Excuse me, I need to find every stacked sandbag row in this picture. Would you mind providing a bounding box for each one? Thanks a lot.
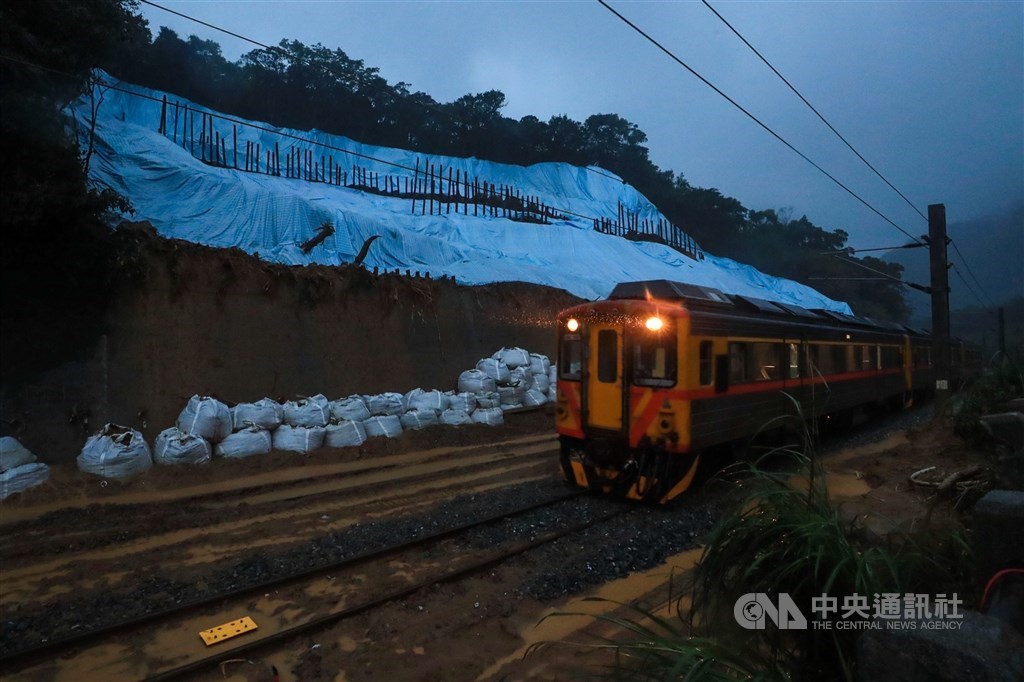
[462,347,557,412]
[0,437,50,501]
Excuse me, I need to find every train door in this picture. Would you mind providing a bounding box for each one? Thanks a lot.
[585,324,624,431]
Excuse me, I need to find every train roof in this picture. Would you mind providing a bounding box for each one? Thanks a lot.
[606,279,907,333]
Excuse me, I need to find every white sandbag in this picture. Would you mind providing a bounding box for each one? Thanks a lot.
[0,437,36,472]
[177,395,232,443]
[78,424,152,478]
[217,426,272,458]
[549,364,558,384]
[475,392,501,409]
[231,398,283,431]
[495,347,531,369]
[330,395,371,422]
[365,393,405,417]
[324,420,367,447]
[440,409,472,426]
[500,402,523,411]
[548,384,558,402]
[458,369,496,394]
[447,392,477,414]
[1,463,50,501]
[405,388,449,413]
[498,386,519,406]
[400,409,440,430]
[533,374,550,393]
[476,358,511,384]
[272,424,326,453]
[509,367,535,390]
[529,353,551,376]
[154,427,211,465]
[283,394,330,428]
[524,388,549,407]
[471,407,504,426]
[363,415,403,438]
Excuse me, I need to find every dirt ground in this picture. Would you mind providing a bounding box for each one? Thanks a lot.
[0,408,997,682]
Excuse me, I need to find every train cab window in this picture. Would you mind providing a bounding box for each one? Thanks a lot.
[559,333,582,379]
[699,341,713,386]
[728,342,747,385]
[788,343,800,379]
[634,330,677,387]
[597,330,618,383]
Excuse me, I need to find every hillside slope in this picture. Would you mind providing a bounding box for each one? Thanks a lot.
[74,73,850,313]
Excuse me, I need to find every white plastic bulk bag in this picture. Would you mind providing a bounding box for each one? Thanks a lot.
[476,358,511,384]
[232,398,283,431]
[533,374,550,393]
[330,395,371,422]
[475,392,501,409]
[324,420,367,448]
[440,409,472,426]
[1,463,50,501]
[272,424,326,453]
[549,364,558,384]
[524,388,549,407]
[400,409,439,430]
[529,353,551,376]
[447,392,477,414]
[471,407,504,426]
[0,437,35,472]
[500,402,523,412]
[548,384,558,402]
[405,389,449,413]
[283,394,330,428]
[509,367,535,390]
[177,395,232,443]
[498,386,519,406]
[496,347,531,369]
[217,426,272,458]
[154,427,211,465]
[78,424,152,478]
[365,393,405,417]
[458,369,496,394]
[363,415,403,438]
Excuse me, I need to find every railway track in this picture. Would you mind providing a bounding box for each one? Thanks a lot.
[1,489,628,681]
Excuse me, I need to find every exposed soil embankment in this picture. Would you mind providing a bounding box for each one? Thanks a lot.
[0,222,580,462]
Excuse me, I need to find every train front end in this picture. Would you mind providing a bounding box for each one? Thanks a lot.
[553,292,699,503]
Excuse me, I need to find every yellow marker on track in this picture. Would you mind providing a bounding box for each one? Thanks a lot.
[199,616,258,646]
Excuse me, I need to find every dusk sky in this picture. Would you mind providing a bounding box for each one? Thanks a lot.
[137,1,1023,250]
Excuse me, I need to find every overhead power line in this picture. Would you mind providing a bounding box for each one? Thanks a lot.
[137,0,625,184]
[948,238,994,307]
[701,0,928,224]
[596,0,922,246]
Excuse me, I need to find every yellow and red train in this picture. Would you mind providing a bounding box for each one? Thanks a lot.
[554,279,979,503]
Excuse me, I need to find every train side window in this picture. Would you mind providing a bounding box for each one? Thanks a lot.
[699,341,713,385]
[788,343,800,379]
[810,344,834,375]
[559,333,582,379]
[634,329,677,387]
[728,342,746,385]
[750,342,782,381]
[597,330,618,383]
[861,345,874,371]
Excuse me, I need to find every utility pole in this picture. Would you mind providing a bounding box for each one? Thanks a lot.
[928,204,951,417]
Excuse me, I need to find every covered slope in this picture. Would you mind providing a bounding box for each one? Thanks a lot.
[73,73,851,313]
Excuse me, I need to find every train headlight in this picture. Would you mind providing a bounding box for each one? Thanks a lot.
[645,316,663,331]
[566,318,579,332]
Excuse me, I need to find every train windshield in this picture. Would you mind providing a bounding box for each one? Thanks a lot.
[633,328,676,387]
[559,333,582,379]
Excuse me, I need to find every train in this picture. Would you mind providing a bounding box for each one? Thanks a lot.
[553,279,980,503]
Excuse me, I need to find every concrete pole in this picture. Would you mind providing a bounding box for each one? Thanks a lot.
[928,204,951,417]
